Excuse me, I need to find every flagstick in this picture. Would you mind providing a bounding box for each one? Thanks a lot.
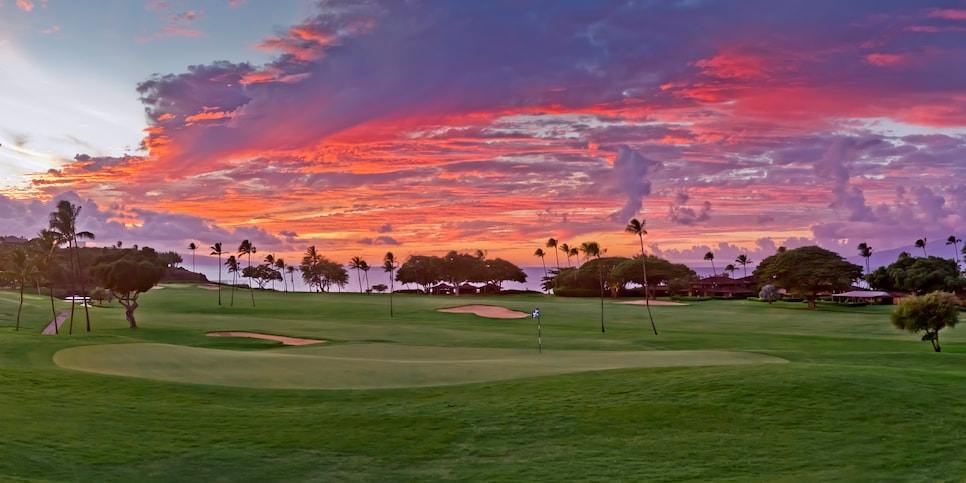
[533,307,542,354]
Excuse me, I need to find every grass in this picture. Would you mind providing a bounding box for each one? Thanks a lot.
[1,284,964,481]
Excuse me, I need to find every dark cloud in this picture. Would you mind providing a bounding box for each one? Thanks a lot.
[607,145,662,223]
[359,236,400,246]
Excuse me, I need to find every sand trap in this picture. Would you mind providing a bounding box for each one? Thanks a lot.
[150,285,165,290]
[617,300,688,306]
[438,305,530,319]
[198,284,220,291]
[206,331,326,345]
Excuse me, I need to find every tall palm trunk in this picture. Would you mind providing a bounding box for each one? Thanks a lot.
[637,234,657,335]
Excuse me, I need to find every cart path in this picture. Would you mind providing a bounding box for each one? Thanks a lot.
[42,310,69,335]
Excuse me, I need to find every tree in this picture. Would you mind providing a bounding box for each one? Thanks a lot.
[49,199,95,333]
[866,255,965,295]
[372,283,388,293]
[275,258,287,292]
[857,242,873,275]
[243,264,282,290]
[735,254,752,278]
[8,247,40,331]
[396,255,442,293]
[90,247,166,328]
[946,236,962,266]
[625,218,657,335]
[754,246,863,309]
[915,238,927,257]
[759,284,780,304]
[440,251,482,296]
[33,229,62,329]
[226,255,239,306]
[263,254,277,290]
[580,241,606,333]
[704,251,717,276]
[286,265,296,292]
[188,242,197,272]
[238,240,256,306]
[349,256,368,293]
[724,264,736,278]
[209,243,224,305]
[479,258,527,292]
[534,248,548,293]
[891,291,961,352]
[559,243,574,268]
[384,252,397,317]
[546,238,561,273]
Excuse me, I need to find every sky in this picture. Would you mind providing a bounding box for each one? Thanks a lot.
[2,0,966,272]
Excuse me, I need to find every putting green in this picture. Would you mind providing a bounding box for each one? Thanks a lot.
[53,343,787,389]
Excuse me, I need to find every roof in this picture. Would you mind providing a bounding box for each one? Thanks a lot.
[832,290,892,298]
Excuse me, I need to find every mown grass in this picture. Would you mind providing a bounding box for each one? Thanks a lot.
[0,285,964,481]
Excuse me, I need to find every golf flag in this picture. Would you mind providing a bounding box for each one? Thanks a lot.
[532,308,540,318]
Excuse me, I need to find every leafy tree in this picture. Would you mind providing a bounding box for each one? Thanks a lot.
[915,238,927,257]
[612,256,697,294]
[759,284,780,304]
[384,252,397,317]
[704,251,717,276]
[754,246,863,309]
[534,248,548,293]
[298,246,345,292]
[440,251,482,296]
[580,241,606,333]
[396,255,442,293]
[857,242,873,275]
[188,242,197,272]
[90,247,166,328]
[243,264,282,290]
[263,254,277,290]
[479,258,527,292]
[49,199,95,333]
[735,254,752,278]
[209,242,224,305]
[891,291,961,352]
[372,283,388,293]
[625,218,657,335]
[947,236,962,266]
[866,255,965,295]
[238,240,256,306]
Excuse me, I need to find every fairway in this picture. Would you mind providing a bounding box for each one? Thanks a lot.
[53,343,785,389]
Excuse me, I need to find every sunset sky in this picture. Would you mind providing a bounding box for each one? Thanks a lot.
[2,0,966,271]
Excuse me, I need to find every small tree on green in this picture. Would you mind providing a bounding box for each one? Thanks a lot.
[90,248,166,328]
[891,291,961,352]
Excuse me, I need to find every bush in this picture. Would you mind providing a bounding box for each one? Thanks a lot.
[554,288,603,298]
[671,295,712,302]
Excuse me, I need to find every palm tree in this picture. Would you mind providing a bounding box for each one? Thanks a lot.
[546,238,561,272]
[286,265,297,292]
[9,247,40,331]
[569,247,580,267]
[559,243,573,267]
[34,229,61,331]
[704,251,717,277]
[579,241,606,333]
[534,248,548,293]
[238,240,256,306]
[349,256,368,293]
[188,242,197,272]
[915,238,927,257]
[946,236,962,266]
[724,264,736,278]
[734,254,752,278]
[383,252,397,317]
[226,255,239,306]
[275,258,287,292]
[625,218,658,335]
[49,199,95,333]
[857,242,873,275]
[209,243,224,305]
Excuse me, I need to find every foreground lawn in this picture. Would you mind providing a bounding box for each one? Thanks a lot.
[0,286,964,481]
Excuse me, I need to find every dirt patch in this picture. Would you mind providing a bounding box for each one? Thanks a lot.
[198,284,221,291]
[616,300,688,306]
[206,331,326,345]
[438,305,530,319]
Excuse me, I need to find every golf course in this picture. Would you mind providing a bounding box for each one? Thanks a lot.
[1,285,964,481]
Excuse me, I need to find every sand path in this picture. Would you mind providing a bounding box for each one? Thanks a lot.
[42,310,69,335]
[616,300,688,306]
[206,331,326,345]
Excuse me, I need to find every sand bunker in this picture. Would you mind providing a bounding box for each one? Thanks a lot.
[438,305,530,319]
[197,284,221,291]
[206,331,326,345]
[616,300,688,306]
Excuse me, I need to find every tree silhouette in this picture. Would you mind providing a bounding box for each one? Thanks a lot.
[275,258,287,292]
[735,254,752,278]
[559,243,573,267]
[915,238,927,257]
[188,242,197,272]
[579,241,606,333]
[226,255,239,306]
[238,240,256,306]
[946,236,962,266]
[857,242,873,275]
[546,238,561,273]
[9,247,40,331]
[383,252,397,317]
[704,251,717,276]
[724,264,736,278]
[349,256,368,293]
[625,218,657,335]
[34,229,61,330]
[209,243,223,305]
[534,248,548,293]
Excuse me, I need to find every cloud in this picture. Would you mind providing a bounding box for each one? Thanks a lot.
[668,192,712,226]
[376,223,392,233]
[608,145,662,223]
[359,236,400,246]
